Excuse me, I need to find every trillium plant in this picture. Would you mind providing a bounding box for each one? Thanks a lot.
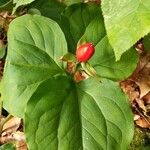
[0,0,149,149]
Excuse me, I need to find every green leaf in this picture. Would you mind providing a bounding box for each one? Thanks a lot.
[79,15,138,80]
[0,46,6,59]
[1,14,67,117]
[78,13,106,46]
[29,0,66,23]
[0,0,12,6]
[61,52,77,62]
[0,0,11,5]
[25,77,134,149]
[77,78,134,149]
[61,3,100,52]
[0,143,15,150]
[13,0,35,14]
[101,0,150,60]
[0,0,13,10]
[81,62,98,78]
[143,33,150,52]
[27,8,41,15]
[92,37,138,81]
[63,0,82,6]
[0,40,6,59]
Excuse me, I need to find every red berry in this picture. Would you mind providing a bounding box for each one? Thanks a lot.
[76,43,95,62]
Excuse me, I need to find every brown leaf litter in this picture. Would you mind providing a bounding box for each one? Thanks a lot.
[0,116,27,150]
[120,42,150,129]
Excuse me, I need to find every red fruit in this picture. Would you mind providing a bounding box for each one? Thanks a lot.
[76,43,95,62]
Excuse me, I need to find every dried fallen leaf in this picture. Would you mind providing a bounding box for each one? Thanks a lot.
[0,131,27,149]
[136,117,150,129]
[142,91,150,105]
[120,80,140,101]
[12,131,25,142]
[2,117,21,135]
[13,131,27,150]
[134,114,140,121]
[135,59,150,98]
[0,133,13,144]
[135,98,147,113]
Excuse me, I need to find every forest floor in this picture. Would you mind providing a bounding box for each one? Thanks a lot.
[121,42,150,149]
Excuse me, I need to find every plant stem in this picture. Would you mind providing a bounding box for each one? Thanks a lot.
[0,114,13,135]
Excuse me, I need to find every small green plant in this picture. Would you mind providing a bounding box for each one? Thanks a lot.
[0,0,149,149]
